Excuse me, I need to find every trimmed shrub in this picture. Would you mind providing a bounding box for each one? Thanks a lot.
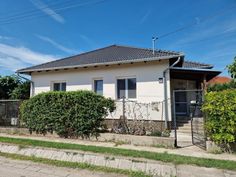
[20,91,115,138]
[202,90,236,146]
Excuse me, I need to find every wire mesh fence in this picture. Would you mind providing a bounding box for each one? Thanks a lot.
[107,97,170,135]
[0,100,21,127]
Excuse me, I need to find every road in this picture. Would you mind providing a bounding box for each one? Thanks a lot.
[0,156,125,177]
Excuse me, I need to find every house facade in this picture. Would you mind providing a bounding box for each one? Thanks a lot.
[17,45,220,130]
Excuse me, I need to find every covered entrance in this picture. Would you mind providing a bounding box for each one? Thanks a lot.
[170,67,220,148]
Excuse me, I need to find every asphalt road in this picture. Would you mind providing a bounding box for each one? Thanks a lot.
[0,156,125,177]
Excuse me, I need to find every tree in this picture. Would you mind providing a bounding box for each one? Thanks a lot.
[10,81,30,100]
[0,75,30,100]
[0,75,20,99]
[227,56,236,80]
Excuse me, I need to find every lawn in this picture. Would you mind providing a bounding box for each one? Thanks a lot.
[0,136,235,171]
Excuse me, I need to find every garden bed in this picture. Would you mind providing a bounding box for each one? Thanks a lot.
[0,127,175,148]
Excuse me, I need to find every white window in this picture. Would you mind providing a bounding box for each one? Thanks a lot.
[94,80,103,95]
[117,78,136,99]
[53,82,66,91]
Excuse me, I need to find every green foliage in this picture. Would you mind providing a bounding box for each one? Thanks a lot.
[202,90,236,145]
[147,129,170,137]
[227,56,236,79]
[148,130,162,137]
[0,75,20,99]
[0,75,30,100]
[10,81,30,100]
[20,90,115,138]
[207,80,236,92]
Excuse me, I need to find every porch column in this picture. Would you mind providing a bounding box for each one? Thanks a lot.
[201,74,207,92]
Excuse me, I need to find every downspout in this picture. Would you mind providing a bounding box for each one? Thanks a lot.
[163,56,181,129]
[16,73,34,97]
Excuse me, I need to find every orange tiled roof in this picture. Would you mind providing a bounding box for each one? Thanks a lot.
[208,76,232,85]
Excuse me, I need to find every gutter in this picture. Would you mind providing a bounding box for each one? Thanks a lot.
[163,56,181,129]
[16,73,34,97]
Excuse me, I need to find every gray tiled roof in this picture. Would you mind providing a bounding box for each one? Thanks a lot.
[183,60,213,69]
[17,45,183,73]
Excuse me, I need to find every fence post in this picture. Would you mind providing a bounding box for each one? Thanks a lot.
[173,91,177,147]
[122,96,125,121]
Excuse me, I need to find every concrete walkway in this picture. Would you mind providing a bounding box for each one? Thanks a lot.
[0,133,236,162]
[0,156,125,177]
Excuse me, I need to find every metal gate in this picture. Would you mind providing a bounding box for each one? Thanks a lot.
[173,90,206,149]
[190,94,206,149]
[0,100,21,127]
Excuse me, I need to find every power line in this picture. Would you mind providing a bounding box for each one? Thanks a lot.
[0,0,74,20]
[179,32,236,46]
[157,4,236,39]
[0,0,99,23]
[0,0,107,25]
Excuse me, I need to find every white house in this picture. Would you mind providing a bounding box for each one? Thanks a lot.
[17,45,220,130]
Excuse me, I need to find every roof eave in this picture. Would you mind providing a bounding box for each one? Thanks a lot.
[17,54,184,74]
[170,67,221,73]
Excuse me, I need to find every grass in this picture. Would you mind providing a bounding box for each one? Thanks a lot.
[0,152,150,177]
[0,136,236,171]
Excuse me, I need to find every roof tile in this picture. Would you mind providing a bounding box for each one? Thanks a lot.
[17,45,182,73]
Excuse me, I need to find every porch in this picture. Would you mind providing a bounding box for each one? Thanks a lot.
[170,67,221,119]
[169,67,220,147]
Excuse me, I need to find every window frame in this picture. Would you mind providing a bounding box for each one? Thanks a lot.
[51,81,67,91]
[116,77,137,100]
[93,79,103,95]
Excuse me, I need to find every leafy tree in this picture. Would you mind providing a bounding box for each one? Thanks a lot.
[0,75,30,100]
[227,56,236,80]
[10,81,30,100]
[0,75,20,99]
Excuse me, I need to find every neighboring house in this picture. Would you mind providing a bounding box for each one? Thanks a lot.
[208,76,232,85]
[17,45,220,130]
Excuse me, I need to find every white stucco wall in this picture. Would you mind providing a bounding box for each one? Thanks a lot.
[31,60,172,121]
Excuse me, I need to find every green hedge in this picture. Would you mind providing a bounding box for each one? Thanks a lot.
[20,91,115,138]
[202,90,236,145]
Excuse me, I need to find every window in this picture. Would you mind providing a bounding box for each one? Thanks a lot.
[117,78,136,99]
[53,82,66,91]
[94,80,103,95]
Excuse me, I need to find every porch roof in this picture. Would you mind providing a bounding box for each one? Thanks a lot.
[170,67,221,81]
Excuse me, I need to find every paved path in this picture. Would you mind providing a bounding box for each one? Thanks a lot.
[1,133,236,162]
[0,156,125,177]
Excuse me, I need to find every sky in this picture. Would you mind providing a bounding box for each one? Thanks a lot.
[0,0,236,76]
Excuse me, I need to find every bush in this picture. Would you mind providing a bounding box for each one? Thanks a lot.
[20,91,115,138]
[202,90,236,146]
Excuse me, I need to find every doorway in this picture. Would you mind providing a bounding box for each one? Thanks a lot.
[174,90,187,116]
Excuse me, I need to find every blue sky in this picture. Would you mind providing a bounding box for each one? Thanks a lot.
[0,0,236,76]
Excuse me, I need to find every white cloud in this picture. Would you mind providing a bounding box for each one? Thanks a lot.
[30,0,65,23]
[170,17,236,47]
[0,43,57,72]
[79,34,98,48]
[0,36,11,40]
[36,35,78,54]
[140,9,151,24]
